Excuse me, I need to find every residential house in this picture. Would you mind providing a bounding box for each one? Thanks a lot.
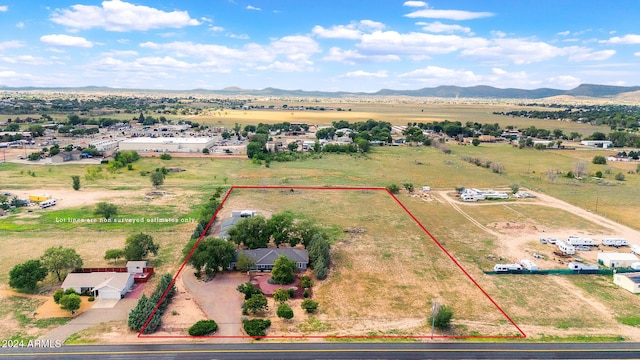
[61,272,134,300]
[229,248,309,271]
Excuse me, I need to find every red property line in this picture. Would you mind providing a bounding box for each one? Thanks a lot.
[139,185,526,339]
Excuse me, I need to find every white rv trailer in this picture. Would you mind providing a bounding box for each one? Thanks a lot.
[39,199,56,208]
[601,238,629,247]
[557,240,576,255]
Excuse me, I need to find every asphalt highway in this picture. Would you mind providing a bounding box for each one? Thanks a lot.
[2,342,640,359]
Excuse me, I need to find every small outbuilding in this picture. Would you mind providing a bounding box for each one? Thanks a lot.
[597,252,640,269]
[613,272,640,294]
[126,261,147,274]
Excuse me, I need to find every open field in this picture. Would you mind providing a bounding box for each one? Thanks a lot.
[2,101,640,342]
[195,103,610,135]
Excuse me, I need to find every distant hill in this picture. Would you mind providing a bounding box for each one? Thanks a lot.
[1,84,640,99]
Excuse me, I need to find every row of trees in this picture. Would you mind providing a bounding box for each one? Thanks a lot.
[128,273,176,333]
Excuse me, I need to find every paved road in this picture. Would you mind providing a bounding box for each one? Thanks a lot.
[2,342,639,359]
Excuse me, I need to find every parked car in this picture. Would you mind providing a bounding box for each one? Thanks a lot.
[539,238,547,244]
[547,238,557,244]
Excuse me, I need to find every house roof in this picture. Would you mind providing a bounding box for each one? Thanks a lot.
[238,248,309,265]
[598,253,639,261]
[61,272,132,292]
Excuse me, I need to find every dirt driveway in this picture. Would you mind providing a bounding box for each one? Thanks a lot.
[180,269,247,338]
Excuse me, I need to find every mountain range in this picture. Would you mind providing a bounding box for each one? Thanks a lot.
[1,84,639,99]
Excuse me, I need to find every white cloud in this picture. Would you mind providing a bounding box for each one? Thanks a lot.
[635,52,640,57]
[547,75,581,88]
[16,22,24,29]
[0,55,52,65]
[101,50,138,57]
[312,20,386,40]
[50,0,201,32]
[603,34,640,44]
[417,21,471,33]
[0,40,25,52]
[40,34,93,48]
[358,31,489,56]
[565,48,615,62]
[256,61,308,72]
[0,5,7,12]
[339,70,388,78]
[228,33,249,39]
[461,38,559,64]
[210,26,225,32]
[322,47,400,64]
[490,30,506,38]
[117,39,129,44]
[399,65,481,84]
[557,30,571,36]
[201,17,212,22]
[405,9,494,21]
[403,1,427,7]
[246,5,261,11]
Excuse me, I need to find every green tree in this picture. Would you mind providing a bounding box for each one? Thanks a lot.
[123,233,159,261]
[592,155,607,165]
[104,249,125,263]
[267,212,295,247]
[41,246,83,281]
[150,170,165,188]
[287,141,299,152]
[202,148,210,154]
[301,299,319,313]
[94,202,118,220]
[228,215,270,249]
[128,294,154,331]
[243,293,268,314]
[471,138,480,146]
[615,172,626,181]
[159,153,172,160]
[71,175,81,191]
[430,304,453,329]
[187,237,235,276]
[28,124,45,137]
[595,171,603,178]
[509,183,520,194]
[9,259,48,290]
[271,255,296,285]
[386,184,400,194]
[237,282,263,300]
[59,293,81,314]
[28,152,41,161]
[403,183,414,193]
[277,304,294,320]
[53,289,65,303]
[235,252,255,272]
[300,275,313,289]
[273,288,291,304]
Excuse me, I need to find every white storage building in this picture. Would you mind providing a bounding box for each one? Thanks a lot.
[597,252,640,269]
[613,272,640,294]
[118,137,215,153]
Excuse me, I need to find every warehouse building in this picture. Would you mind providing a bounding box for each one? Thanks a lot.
[118,137,215,153]
[597,252,640,269]
[613,272,640,294]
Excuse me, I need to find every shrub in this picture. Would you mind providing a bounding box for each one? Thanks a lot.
[243,319,271,338]
[386,184,400,194]
[277,304,294,320]
[236,282,263,300]
[615,172,626,181]
[287,288,295,298]
[303,289,310,298]
[595,171,603,178]
[88,296,95,302]
[429,305,453,330]
[301,299,319,313]
[53,289,64,304]
[188,320,218,336]
[300,275,312,289]
[592,155,607,165]
[64,288,78,295]
[160,153,172,160]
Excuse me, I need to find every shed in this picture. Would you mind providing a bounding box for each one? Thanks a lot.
[126,261,147,274]
[613,272,640,294]
[597,252,640,269]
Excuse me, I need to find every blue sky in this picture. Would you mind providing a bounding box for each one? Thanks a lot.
[0,0,639,91]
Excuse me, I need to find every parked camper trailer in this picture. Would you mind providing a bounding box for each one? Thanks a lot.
[631,244,640,256]
[557,240,576,255]
[567,262,599,271]
[566,237,596,247]
[520,259,538,271]
[493,263,523,272]
[39,199,56,208]
[601,238,629,247]
[547,238,557,244]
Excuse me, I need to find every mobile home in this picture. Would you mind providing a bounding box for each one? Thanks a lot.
[493,263,523,272]
[566,236,596,247]
[39,199,56,208]
[557,240,576,255]
[601,238,628,247]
